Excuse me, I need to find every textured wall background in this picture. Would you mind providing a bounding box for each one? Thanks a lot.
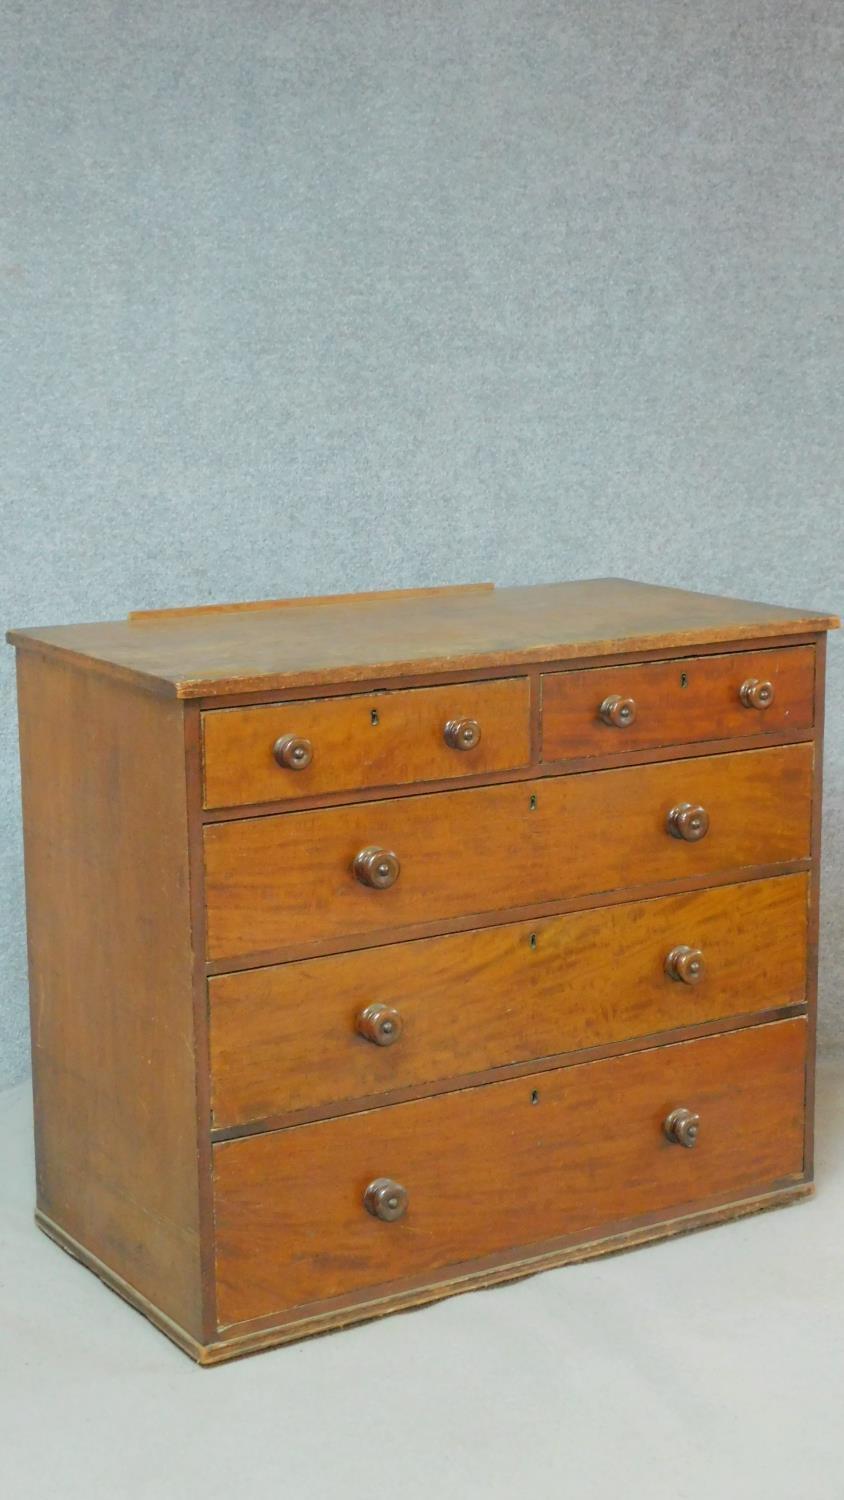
[1,1,841,1087]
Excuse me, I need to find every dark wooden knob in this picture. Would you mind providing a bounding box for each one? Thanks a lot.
[444,718,482,751]
[599,694,637,728]
[353,846,400,889]
[356,1002,403,1046]
[740,678,775,710]
[665,945,705,985]
[667,803,709,842]
[272,734,313,771]
[664,1107,700,1148]
[363,1177,408,1221]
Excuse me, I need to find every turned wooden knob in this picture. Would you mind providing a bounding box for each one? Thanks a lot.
[740,678,775,710]
[353,846,400,889]
[665,945,705,985]
[356,1002,403,1046]
[363,1178,408,1221]
[664,1107,700,1148]
[667,803,709,842]
[444,718,482,751]
[599,694,637,728]
[272,734,313,771]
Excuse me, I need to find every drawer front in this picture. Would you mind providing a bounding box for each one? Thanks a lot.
[541,646,815,761]
[214,1018,807,1326]
[202,677,531,808]
[203,744,813,961]
[209,874,808,1129]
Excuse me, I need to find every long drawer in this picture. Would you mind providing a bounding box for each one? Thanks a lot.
[203,744,813,961]
[541,645,815,761]
[209,874,809,1129]
[213,1018,807,1327]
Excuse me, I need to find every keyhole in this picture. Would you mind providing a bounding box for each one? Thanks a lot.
[531,1089,540,1105]
[371,709,379,726]
[680,672,688,689]
[529,933,538,950]
[529,793,537,811]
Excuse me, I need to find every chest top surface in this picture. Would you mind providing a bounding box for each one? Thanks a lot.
[6,576,837,700]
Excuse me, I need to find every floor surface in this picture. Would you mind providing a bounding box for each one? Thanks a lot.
[2,1058,843,1499]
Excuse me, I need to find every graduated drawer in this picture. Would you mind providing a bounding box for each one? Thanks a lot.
[202,676,530,808]
[209,874,808,1129]
[213,1017,807,1326]
[541,645,814,761]
[203,743,813,961]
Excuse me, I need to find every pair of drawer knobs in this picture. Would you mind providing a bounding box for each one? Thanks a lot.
[364,1107,701,1222]
[272,679,775,768]
[356,946,703,1050]
[352,801,709,897]
[273,717,481,770]
[600,677,775,727]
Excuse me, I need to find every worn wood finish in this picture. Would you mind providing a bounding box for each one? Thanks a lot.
[213,1018,807,1327]
[15,653,204,1337]
[7,578,837,700]
[202,676,531,809]
[804,633,827,1179]
[203,744,813,961]
[10,577,835,1364]
[209,874,809,1130]
[541,645,815,761]
[129,581,495,621]
[37,1184,814,1365]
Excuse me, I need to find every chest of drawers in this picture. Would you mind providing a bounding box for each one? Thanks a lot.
[8,577,837,1363]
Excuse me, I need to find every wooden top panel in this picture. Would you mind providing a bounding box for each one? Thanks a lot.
[6,578,837,700]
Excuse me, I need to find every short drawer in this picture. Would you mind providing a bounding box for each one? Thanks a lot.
[202,676,530,808]
[203,744,813,961]
[209,874,808,1129]
[213,1017,807,1326]
[541,646,814,761]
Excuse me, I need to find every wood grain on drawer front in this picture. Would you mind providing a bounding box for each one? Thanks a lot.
[541,645,814,761]
[209,874,808,1129]
[203,744,813,961]
[202,677,530,808]
[213,1018,807,1326]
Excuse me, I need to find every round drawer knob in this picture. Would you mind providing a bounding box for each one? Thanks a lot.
[356,1002,403,1046]
[363,1177,408,1222]
[444,717,482,751]
[599,694,637,728]
[740,678,775,710]
[353,846,401,889]
[272,734,313,771]
[664,1107,700,1148]
[667,803,710,842]
[665,945,705,985]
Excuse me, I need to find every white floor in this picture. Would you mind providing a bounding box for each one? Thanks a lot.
[2,1060,843,1500]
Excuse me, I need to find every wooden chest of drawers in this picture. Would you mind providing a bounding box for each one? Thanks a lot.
[8,578,837,1363]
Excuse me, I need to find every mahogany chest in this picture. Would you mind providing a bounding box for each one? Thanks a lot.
[8,578,838,1363]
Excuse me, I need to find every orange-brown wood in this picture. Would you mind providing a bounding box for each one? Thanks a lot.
[129,581,494,621]
[202,677,531,809]
[37,1183,814,1364]
[8,579,836,1365]
[804,632,827,1178]
[203,744,814,961]
[14,652,204,1337]
[209,874,808,1129]
[7,578,838,700]
[541,645,814,760]
[213,1018,807,1326]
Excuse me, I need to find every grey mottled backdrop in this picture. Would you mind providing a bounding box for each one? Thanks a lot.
[1,1,841,1087]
